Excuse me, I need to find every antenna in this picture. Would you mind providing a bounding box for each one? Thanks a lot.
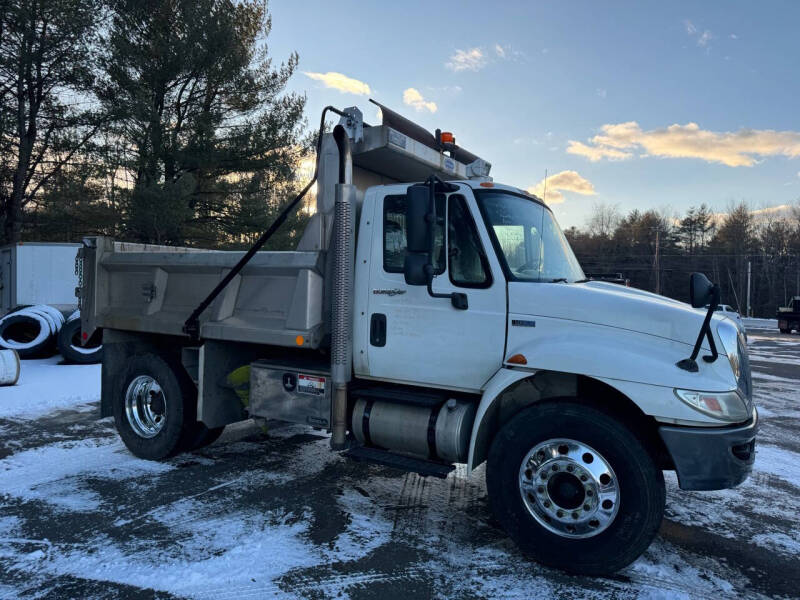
[542,169,548,204]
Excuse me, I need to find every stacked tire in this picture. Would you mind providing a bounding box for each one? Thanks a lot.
[0,305,103,364]
[57,310,103,364]
[0,305,65,358]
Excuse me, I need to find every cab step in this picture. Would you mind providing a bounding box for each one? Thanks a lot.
[345,445,455,479]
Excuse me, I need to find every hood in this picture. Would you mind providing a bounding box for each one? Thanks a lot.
[508,280,724,349]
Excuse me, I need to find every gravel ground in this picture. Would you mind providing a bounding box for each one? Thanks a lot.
[0,321,798,599]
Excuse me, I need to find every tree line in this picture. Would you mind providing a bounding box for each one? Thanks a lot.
[0,0,311,249]
[564,202,800,317]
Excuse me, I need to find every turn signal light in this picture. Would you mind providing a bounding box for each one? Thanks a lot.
[507,353,527,365]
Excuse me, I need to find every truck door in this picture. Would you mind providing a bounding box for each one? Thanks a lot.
[361,184,506,392]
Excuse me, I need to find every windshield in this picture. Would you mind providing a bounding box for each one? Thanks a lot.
[476,190,585,283]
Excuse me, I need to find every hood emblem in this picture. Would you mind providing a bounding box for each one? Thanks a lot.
[373,289,406,297]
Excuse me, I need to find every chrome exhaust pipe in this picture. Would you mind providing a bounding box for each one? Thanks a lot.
[330,125,355,450]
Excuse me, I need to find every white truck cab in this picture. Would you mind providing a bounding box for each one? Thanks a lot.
[78,102,757,575]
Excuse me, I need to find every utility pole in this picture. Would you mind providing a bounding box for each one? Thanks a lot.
[653,229,661,295]
[746,260,751,318]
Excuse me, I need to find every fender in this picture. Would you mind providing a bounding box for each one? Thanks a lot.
[467,318,739,472]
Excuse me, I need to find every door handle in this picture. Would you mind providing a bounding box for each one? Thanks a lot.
[370,313,387,347]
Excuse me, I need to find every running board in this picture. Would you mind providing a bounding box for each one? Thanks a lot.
[345,446,455,479]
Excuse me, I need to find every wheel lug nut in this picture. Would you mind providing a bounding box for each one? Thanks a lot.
[566,465,574,472]
[583,503,590,511]
[556,510,564,518]
[543,500,551,508]
[586,490,593,497]
[541,472,547,480]
[552,464,558,471]
[537,486,544,494]
[572,512,579,519]
[580,475,587,481]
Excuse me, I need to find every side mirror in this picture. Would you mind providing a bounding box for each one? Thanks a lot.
[403,253,429,286]
[406,184,431,253]
[689,272,714,308]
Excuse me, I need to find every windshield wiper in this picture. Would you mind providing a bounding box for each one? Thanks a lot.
[547,278,568,283]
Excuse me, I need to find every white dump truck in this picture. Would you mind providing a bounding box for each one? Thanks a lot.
[77,102,757,575]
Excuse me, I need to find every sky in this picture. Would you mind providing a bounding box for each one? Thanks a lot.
[266,0,800,229]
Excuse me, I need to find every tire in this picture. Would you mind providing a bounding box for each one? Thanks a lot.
[57,318,103,364]
[113,352,198,460]
[0,311,54,358]
[486,402,665,576]
[779,328,789,334]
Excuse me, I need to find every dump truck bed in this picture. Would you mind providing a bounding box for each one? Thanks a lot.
[79,238,327,348]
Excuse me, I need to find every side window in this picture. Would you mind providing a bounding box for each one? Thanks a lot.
[448,195,491,288]
[383,194,445,274]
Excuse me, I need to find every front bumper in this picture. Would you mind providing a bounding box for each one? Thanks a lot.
[659,407,758,491]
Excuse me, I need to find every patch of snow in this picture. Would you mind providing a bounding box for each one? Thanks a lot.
[0,357,100,419]
[49,516,318,599]
[0,437,172,511]
[751,532,800,555]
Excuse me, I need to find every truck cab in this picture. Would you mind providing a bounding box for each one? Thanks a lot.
[78,102,757,576]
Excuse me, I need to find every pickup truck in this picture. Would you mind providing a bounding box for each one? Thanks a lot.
[77,101,757,575]
[777,297,800,333]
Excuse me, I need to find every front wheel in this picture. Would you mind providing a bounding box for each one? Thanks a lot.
[486,402,665,575]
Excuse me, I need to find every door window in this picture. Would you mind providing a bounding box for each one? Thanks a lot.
[448,195,491,288]
[383,194,445,274]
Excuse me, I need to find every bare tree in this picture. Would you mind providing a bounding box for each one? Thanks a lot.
[0,0,103,242]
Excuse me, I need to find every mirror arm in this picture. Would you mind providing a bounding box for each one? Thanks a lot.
[421,174,467,310]
[677,284,720,372]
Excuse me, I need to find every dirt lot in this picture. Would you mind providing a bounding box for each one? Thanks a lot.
[1,321,798,599]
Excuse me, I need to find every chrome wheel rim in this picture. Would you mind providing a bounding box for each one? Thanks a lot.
[518,438,620,539]
[124,375,167,439]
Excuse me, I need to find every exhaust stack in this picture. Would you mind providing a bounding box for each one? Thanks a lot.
[330,125,355,450]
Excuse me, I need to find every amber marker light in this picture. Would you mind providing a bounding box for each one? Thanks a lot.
[295,335,304,346]
[440,131,455,144]
[479,182,494,188]
[507,354,527,365]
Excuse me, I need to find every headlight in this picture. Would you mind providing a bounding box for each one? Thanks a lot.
[674,388,749,422]
[717,320,741,379]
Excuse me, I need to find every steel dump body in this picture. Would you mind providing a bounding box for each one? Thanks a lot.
[79,239,326,347]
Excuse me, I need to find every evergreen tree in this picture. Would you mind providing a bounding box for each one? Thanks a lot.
[100,0,308,246]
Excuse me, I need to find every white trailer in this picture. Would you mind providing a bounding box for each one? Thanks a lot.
[0,242,80,315]
[78,102,757,576]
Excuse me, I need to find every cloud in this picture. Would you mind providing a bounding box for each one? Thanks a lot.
[446,48,486,72]
[303,71,370,95]
[402,88,437,113]
[730,33,738,39]
[596,88,607,99]
[684,20,713,49]
[494,44,506,59]
[567,121,800,167]
[566,141,633,162]
[526,170,596,205]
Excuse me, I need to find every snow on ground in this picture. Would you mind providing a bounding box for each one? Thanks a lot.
[0,356,100,419]
[0,331,799,599]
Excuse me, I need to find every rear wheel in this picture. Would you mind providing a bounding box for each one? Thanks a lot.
[113,352,197,460]
[486,402,665,575]
[779,328,790,334]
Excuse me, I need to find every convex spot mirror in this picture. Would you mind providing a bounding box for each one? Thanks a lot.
[689,272,714,308]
